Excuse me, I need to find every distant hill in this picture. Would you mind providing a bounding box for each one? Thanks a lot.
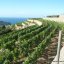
[0,21,11,26]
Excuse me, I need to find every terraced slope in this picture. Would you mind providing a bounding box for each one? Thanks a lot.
[0,19,62,64]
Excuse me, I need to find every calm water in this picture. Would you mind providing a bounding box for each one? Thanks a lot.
[0,18,27,24]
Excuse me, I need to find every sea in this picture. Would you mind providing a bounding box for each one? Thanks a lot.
[0,17,27,24]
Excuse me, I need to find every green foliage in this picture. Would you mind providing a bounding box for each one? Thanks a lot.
[0,49,14,64]
[0,19,61,64]
[3,60,10,64]
[23,27,57,64]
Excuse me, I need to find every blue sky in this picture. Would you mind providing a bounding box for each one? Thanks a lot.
[0,0,64,17]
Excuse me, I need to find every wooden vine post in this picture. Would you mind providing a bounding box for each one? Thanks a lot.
[57,30,62,64]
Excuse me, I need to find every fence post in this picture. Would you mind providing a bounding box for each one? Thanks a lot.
[57,30,62,64]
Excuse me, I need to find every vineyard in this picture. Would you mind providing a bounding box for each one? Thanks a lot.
[0,19,64,64]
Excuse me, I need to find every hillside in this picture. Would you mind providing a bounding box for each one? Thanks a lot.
[0,18,64,64]
[0,21,11,26]
[44,15,64,22]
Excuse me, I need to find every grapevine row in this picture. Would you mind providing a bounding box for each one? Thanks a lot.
[23,26,57,64]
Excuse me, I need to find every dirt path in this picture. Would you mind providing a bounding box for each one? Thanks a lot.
[43,17,64,23]
[28,19,42,26]
[51,33,64,64]
[51,46,64,64]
